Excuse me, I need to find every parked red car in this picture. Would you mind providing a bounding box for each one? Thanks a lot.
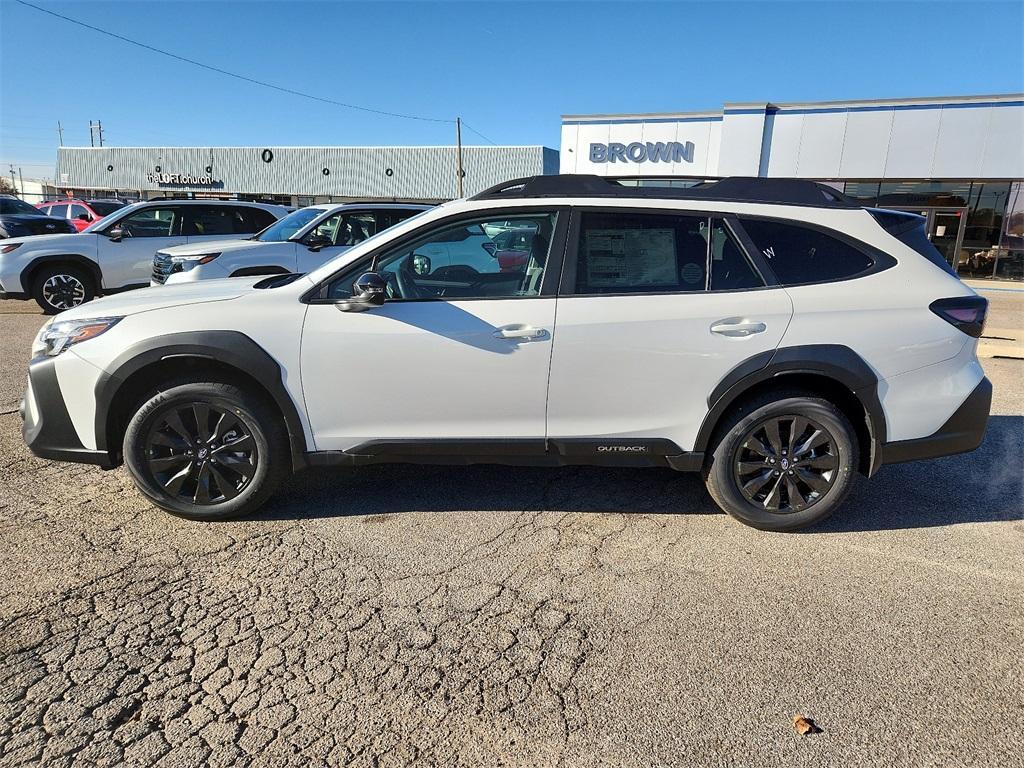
[36,199,126,232]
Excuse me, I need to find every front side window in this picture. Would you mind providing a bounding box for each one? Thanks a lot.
[741,218,874,285]
[327,211,559,301]
[70,204,90,220]
[115,207,181,237]
[308,211,377,246]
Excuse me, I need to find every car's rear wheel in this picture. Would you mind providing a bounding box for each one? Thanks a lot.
[704,391,858,531]
[123,380,289,520]
[32,264,95,314]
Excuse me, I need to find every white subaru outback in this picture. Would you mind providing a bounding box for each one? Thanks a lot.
[20,175,991,531]
[0,199,288,313]
[151,202,431,285]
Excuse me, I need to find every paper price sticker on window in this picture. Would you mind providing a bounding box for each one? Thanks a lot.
[585,228,678,288]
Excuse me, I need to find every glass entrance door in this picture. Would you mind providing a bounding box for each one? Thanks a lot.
[894,207,968,270]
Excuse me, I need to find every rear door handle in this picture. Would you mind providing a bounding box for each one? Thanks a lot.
[710,319,767,337]
[493,324,548,340]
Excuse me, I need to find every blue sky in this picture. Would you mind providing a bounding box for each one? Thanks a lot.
[2,0,1022,180]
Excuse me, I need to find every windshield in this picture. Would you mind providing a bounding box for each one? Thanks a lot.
[256,207,325,242]
[0,197,42,215]
[87,201,125,216]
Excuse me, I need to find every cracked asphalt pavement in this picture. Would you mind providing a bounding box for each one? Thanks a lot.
[1,299,1022,767]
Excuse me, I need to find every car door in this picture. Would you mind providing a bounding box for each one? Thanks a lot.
[545,208,793,455]
[299,208,566,452]
[99,205,188,289]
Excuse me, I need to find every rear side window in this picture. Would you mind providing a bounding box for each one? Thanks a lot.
[709,218,764,291]
[234,206,278,234]
[868,209,956,275]
[740,219,874,285]
[49,204,69,218]
[575,211,710,294]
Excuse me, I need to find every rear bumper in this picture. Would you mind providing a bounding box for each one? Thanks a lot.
[881,377,992,465]
[21,356,114,467]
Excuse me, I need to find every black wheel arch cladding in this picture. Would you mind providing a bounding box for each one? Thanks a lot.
[94,331,308,470]
[22,254,102,293]
[696,343,886,474]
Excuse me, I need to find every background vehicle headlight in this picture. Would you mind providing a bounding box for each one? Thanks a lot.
[170,252,221,265]
[1,243,21,254]
[39,317,122,357]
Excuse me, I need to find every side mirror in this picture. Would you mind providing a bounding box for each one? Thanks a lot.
[77,214,92,222]
[335,272,387,312]
[107,226,124,242]
[306,234,332,252]
[482,241,497,257]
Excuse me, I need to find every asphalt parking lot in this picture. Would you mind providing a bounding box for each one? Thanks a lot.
[1,293,1021,768]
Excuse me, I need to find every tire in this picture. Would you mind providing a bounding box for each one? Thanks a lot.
[703,390,859,531]
[31,264,96,314]
[123,379,290,521]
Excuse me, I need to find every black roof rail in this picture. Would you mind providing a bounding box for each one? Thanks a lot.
[470,174,861,209]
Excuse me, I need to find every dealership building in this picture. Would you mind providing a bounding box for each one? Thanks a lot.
[562,93,1024,279]
[53,144,559,206]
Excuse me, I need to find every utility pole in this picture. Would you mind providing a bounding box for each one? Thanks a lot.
[89,120,104,147]
[9,165,17,196]
[455,117,464,198]
[18,168,24,197]
[57,121,64,146]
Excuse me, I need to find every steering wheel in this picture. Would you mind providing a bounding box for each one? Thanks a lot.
[395,255,422,299]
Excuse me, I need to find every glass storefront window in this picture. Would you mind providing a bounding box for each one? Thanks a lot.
[876,181,971,208]
[842,182,880,206]
[960,182,1012,277]
[993,182,1023,280]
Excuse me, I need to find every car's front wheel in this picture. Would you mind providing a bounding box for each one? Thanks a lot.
[123,380,290,520]
[704,391,859,531]
[32,264,96,314]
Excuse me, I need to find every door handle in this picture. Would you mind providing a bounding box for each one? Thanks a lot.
[493,324,548,340]
[710,319,767,337]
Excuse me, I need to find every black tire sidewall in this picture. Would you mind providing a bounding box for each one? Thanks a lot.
[32,264,95,314]
[707,396,858,531]
[123,382,283,521]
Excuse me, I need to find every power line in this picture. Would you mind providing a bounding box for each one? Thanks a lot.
[14,0,455,125]
[459,120,498,146]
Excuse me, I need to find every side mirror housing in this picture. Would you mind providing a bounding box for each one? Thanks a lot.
[107,226,124,242]
[335,272,387,312]
[306,234,332,252]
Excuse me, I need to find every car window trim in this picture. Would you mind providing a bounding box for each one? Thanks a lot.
[558,205,778,298]
[302,205,571,304]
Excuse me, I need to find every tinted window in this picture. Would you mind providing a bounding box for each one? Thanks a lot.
[48,204,69,219]
[740,219,874,285]
[70,204,90,220]
[327,211,559,301]
[117,207,180,237]
[575,211,710,294]
[234,206,278,234]
[184,205,242,236]
[307,211,377,246]
[87,201,124,216]
[0,197,41,215]
[709,218,764,290]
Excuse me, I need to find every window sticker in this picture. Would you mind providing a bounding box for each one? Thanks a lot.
[584,228,678,288]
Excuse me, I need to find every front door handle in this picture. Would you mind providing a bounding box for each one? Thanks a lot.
[493,324,548,340]
[710,319,767,337]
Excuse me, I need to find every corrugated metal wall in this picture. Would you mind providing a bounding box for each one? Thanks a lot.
[55,145,556,199]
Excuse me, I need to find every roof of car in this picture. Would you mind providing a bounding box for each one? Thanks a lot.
[471,175,861,209]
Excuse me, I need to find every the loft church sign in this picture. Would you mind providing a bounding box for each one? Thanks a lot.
[589,141,695,164]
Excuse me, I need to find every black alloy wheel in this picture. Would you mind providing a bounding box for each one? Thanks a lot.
[144,402,258,505]
[733,415,839,514]
[32,265,95,313]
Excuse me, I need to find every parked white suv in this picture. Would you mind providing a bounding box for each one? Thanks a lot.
[20,175,991,531]
[151,203,431,285]
[0,199,287,313]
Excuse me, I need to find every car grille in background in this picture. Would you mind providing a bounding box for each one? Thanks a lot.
[151,252,182,284]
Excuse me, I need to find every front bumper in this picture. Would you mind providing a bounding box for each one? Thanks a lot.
[881,377,992,465]
[21,355,114,467]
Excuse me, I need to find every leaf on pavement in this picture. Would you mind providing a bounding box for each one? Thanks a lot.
[792,714,822,735]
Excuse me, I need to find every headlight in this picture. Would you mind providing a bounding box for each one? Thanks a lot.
[169,252,220,265]
[39,317,122,357]
[1,243,21,254]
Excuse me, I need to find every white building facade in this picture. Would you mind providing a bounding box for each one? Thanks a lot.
[561,94,1024,279]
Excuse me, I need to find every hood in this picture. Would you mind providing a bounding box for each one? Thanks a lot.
[0,231,88,248]
[1,215,77,237]
[157,237,279,256]
[53,277,262,321]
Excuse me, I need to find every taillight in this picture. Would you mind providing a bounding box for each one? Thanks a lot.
[930,296,988,338]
